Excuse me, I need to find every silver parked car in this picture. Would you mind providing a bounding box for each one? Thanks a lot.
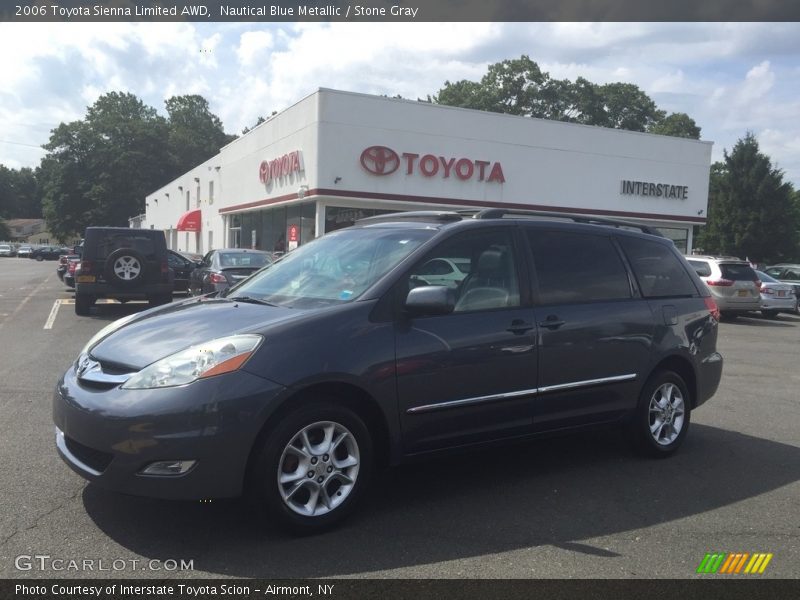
[763,264,800,302]
[0,244,14,257]
[685,256,761,319]
[754,270,798,317]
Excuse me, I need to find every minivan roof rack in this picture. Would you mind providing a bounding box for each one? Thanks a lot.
[356,211,463,225]
[470,208,665,237]
[686,254,744,261]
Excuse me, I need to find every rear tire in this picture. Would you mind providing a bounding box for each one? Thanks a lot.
[630,370,691,458]
[762,310,779,319]
[75,294,95,316]
[719,311,738,321]
[251,401,373,534]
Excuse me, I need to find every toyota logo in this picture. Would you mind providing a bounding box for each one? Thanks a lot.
[360,146,400,176]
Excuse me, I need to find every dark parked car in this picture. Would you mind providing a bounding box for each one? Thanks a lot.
[168,250,202,294]
[73,227,173,316]
[54,210,722,533]
[30,245,64,261]
[188,249,272,296]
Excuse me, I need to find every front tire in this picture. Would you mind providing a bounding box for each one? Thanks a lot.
[251,401,373,534]
[630,370,691,458]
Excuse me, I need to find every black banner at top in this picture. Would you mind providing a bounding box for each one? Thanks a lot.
[3,0,800,22]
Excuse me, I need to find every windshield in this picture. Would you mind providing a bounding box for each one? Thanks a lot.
[227,227,434,308]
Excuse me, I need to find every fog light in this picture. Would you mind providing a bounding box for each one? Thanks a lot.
[140,460,197,476]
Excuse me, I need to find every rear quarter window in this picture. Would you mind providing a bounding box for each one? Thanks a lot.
[687,260,712,277]
[618,237,698,298]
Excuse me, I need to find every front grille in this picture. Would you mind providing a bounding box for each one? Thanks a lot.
[64,435,113,473]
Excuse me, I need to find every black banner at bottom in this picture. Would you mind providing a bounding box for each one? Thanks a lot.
[3,579,800,600]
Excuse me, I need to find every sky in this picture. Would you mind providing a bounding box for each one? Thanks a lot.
[1,22,799,187]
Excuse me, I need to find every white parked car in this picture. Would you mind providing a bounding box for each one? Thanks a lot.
[0,244,14,257]
[754,270,798,318]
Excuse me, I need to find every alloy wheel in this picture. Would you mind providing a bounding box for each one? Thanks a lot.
[648,382,685,446]
[277,421,360,517]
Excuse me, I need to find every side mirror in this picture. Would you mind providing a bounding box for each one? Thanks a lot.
[404,285,455,316]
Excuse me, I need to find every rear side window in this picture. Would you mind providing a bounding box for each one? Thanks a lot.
[527,230,631,304]
[618,237,697,298]
[719,263,757,281]
[687,260,712,277]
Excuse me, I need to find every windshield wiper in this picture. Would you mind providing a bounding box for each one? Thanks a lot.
[227,296,278,307]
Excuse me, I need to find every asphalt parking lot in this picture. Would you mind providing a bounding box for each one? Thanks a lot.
[1,258,798,579]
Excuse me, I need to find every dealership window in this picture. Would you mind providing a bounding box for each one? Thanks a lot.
[196,184,201,208]
[186,190,190,212]
[229,214,241,248]
[656,227,689,253]
[325,206,399,233]
[209,181,214,205]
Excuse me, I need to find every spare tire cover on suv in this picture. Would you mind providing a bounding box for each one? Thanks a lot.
[105,247,148,287]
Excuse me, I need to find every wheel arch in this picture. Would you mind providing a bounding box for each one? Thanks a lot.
[243,381,392,493]
[647,354,697,409]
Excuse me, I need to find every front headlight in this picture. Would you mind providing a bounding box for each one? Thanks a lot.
[121,334,263,390]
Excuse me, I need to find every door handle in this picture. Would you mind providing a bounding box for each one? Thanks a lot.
[539,316,565,329]
[506,320,534,334]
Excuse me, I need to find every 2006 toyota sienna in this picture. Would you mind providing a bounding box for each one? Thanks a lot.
[53,210,723,533]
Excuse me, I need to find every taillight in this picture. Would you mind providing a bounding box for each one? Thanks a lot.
[209,272,227,284]
[80,259,93,274]
[69,262,78,274]
[760,286,774,294]
[704,297,720,321]
[706,279,734,287]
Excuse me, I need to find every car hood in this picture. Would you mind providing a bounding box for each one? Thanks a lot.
[89,297,298,370]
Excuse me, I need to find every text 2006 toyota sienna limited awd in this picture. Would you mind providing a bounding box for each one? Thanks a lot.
[53,210,723,533]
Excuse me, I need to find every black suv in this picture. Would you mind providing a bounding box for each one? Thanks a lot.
[54,211,722,532]
[74,227,173,315]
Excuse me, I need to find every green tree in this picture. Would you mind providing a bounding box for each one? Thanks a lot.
[698,134,798,263]
[40,92,173,239]
[0,165,40,219]
[0,219,9,240]
[166,95,235,174]
[596,82,665,131]
[434,55,686,135]
[648,112,701,139]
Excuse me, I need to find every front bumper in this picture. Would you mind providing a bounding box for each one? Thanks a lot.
[53,363,286,500]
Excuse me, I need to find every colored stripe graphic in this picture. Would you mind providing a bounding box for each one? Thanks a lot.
[697,553,726,573]
[698,552,773,574]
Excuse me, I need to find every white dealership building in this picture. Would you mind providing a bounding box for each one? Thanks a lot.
[139,88,712,254]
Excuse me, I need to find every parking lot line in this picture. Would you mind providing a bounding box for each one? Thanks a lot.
[0,274,52,330]
[43,299,62,329]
